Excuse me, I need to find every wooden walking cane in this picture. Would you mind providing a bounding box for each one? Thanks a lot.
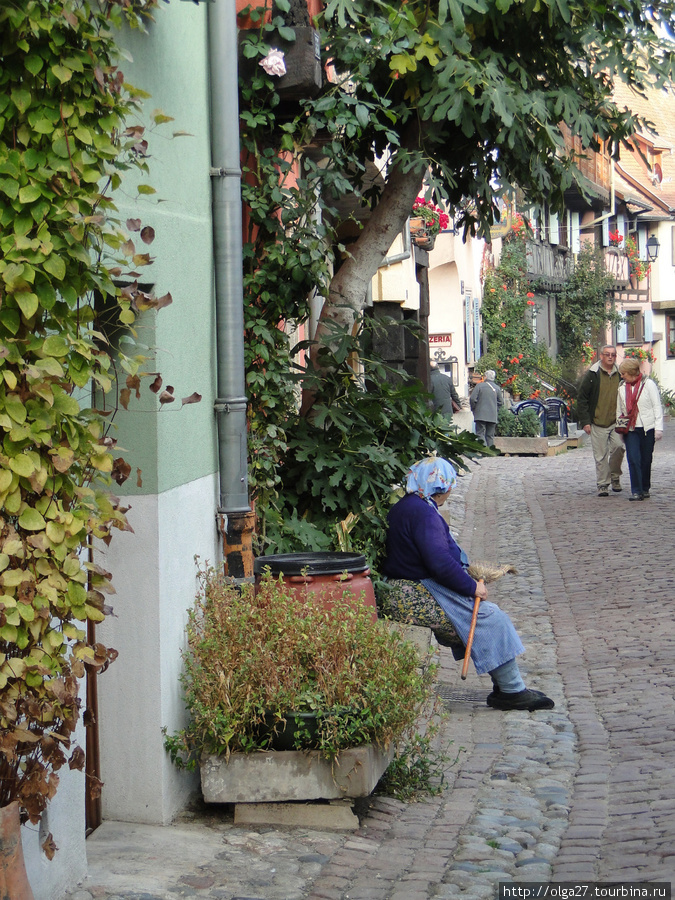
[461,579,483,681]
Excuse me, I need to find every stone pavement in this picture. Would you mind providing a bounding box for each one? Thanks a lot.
[63,426,675,900]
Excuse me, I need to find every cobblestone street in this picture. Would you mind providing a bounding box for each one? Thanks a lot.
[66,428,675,900]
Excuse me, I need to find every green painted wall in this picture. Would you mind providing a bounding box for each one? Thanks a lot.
[109,4,219,496]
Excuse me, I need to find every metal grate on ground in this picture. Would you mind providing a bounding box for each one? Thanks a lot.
[434,682,490,703]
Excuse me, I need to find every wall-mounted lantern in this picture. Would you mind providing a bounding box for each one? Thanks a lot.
[647,234,660,261]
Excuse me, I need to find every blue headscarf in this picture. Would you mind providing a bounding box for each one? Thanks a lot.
[406,457,457,499]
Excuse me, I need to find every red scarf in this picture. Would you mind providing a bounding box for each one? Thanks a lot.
[625,378,643,415]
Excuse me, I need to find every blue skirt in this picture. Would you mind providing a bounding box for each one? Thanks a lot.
[421,578,524,674]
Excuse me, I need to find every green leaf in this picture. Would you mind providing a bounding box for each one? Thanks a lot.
[0,625,17,643]
[43,254,67,281]
[9,454,35,476]
[11,88,31,114]
[0,179,19,200]
[15,292,39,319]
[42,335,69,357]
[51,64,73,83]
[25,55,44,76]
[18,508,47,531]
[0,309,21,335]
[19,185,41,204]
[4,397,27,425]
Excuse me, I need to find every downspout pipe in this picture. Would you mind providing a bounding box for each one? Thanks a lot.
[208,0,249,516]
[208,0,255,578]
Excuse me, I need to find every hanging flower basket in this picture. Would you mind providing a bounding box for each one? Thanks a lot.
[409,197,449,250]
[409,218,435,250]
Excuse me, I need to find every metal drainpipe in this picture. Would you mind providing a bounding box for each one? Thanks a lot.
[208,0,255,579]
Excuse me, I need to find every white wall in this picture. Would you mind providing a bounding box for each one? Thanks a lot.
[650,221,675,393]
[22,722,87,900]
[428,231,486,396]
[96,473,221,823]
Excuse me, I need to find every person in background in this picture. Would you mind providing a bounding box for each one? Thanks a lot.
[430,360,461,423]
[382,457,555,712]
[616,358,663,501]
[470,369,502,447]
[577,345,625,497]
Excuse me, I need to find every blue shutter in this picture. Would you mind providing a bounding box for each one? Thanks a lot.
[616,317,628,343]
[602,218,609,247]
[618,214,626,241]
[550,212,559,245]
[571,212,581,253]
[644,308,653,341]
[473,295,481,361]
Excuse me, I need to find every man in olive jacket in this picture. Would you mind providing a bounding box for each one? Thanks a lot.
[576,345,624,497]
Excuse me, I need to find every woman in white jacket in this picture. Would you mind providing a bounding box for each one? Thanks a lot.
[616,358,664,501]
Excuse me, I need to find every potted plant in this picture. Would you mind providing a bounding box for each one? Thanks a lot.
[409,197,450,250]
[623,346,656,365]
[624,234,651,283]
[164,565,435,801]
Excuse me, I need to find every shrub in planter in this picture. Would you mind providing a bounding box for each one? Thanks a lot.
[516,408,543,437]
[164,566,435,767]
[496,408,518,437]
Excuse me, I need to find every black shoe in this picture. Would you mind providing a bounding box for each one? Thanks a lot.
[597,489,609,497]
[487,688,555,711]
[611,480,622,492]
[642,491,650,499]
[629,493,644,501]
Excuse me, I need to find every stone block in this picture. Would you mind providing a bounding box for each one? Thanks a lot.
[493,436,549,456]
[234,800,359,830]
[200,743,395,804]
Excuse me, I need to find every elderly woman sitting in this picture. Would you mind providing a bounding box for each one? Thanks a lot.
[381,457,554,712]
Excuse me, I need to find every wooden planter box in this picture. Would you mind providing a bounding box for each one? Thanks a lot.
[494,436,549,456]
[200,743,395,804]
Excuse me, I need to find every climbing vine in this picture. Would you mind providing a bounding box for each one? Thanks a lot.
[556,244,621,381]
[0,0,168,834]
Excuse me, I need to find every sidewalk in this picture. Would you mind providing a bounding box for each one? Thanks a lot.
[63,427,675,899]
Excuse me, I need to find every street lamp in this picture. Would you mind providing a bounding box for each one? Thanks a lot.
[647,234,660,261]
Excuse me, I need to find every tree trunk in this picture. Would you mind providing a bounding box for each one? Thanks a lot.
[315,162,425,344]
[299,125,425,415]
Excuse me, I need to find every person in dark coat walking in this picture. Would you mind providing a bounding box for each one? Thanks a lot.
[470,370,502,446]
[430,361,461,422]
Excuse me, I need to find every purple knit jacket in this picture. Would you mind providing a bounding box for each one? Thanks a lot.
[381,493,477,596]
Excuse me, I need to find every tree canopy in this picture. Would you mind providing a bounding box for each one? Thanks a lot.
[308,0,675,336]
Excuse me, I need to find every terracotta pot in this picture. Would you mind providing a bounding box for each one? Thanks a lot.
[0,802,35,900]
[253,552,377,623]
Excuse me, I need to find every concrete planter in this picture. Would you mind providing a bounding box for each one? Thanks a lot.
[494,436,549,456]
[200,743,395,804]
